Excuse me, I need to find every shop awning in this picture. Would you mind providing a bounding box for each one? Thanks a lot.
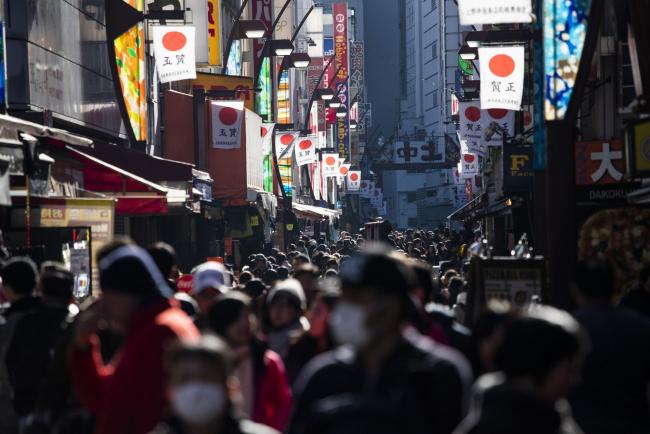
[66,146,188,215]
[447,193,487,221]
[0,114,93,147]
[292,202,340,220]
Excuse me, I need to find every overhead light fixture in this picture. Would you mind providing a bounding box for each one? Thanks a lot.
[328,96,342,109]
[236,20,267,39]
[269,39,294,57]
[459,45,478,60]
[290,52,311,68]
[350,121,358,130]
[335,106,347,118]
[318,88,335,101]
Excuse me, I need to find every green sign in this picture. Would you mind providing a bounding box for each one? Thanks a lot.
[458,56,474,76]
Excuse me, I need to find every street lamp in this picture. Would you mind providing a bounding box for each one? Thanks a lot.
[328,96,343,109]
[269,39,295,57]
[289,52,311,68]
[317,88,335,101]
[459,46,478,60]
[222,0,267,74]
[336,106,347,118]
[465,30,532,47]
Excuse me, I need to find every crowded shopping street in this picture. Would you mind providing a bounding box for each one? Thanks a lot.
[1,1,650,434]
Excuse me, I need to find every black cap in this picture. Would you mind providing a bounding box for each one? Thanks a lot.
[338,245,416,298]
[99,245,172,298]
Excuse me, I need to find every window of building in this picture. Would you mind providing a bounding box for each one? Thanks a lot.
[432,42,438,60]
[407,192,417,203]
[432,0,438,10]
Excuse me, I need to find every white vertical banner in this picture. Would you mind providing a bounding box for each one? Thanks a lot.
[458,101,486,156]
[479,46,525,111]
[322,153,339,177]
[337,163,351,182]
[275,132,299,159]
[153,26,197,84]
[295,136,318,166]
[481,109,516,147]
[347,171,361,191]
[261,123,275,154]
[458,0,533,26]
[210,100,244,149]
[461,153,479,178]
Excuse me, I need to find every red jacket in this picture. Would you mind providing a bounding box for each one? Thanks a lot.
[70,299,199,434]
[253,350,292,431]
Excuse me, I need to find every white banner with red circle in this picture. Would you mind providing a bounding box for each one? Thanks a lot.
[460,153,479,178]
[261,123,275,154]
[458,101,486,156]
[210,100,244,149]
[322,153,339,178]
[347,171,361,191]
[481,108,515,147]
[337,163,351,183]
[295,135,318,166]
[479,46,525,111]
[275,132,299,160]
[153,26,197,84]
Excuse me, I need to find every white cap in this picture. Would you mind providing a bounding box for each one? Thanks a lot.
[267,278,306,310]
[192,262,230,295]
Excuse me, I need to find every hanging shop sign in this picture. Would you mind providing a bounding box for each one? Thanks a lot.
[333,3,350,159]
[503,145,534,191]
[347,171,361,191]
[392,140,443,164]
[210,100,244,149]
[458,55,474,77]
[153,26,197,84]
[295,136,318,166]
[626,119,650,178]
[479,46,525,111]
[458,101,486,155]
[206,0,222,65]
[458,0,533,25]
[544,0,593,121]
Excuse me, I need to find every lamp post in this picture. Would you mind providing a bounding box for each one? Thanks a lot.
[222,0,268,74]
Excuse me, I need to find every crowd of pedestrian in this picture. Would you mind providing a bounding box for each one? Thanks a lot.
[0,226,648,434]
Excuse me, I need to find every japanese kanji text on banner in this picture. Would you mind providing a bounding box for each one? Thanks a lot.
[211,101,244,149]
[479,46,525,111]
[153,26,197,84]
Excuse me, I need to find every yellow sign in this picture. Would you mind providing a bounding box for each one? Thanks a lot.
[191,73,255,111]
[207,0,221,66]
[634,120,650,172]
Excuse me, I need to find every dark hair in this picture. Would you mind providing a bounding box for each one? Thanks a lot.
[40,261,74,301]
[147,242,176,279]
[262,268,279,286]
[1,257,38,295]
[243,279,266,299]
[276,252,287,263]
[206,292,250,339]
[238,271,254,285]
[294,264,320,278]
[411,260,434,303]
[494,306,585,384]
[277,266,290,280]
[294,254,311,265]
[575,259,615,300]
[639,265,650,286]
[96,237,135,263]
[166,335,233,376]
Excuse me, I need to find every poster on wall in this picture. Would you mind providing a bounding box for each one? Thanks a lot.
[211,101,244,149]
[479,46,525,111]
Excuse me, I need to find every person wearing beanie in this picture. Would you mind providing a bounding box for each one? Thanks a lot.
[69,243,199,434]
[266,279,307,360]
[206,293,292,431]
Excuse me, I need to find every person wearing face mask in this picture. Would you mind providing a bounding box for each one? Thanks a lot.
[287,245,472,434]
[206,293,292,431]
[150,335,279,434]
[454,306,586,434]
[69,243,199,434]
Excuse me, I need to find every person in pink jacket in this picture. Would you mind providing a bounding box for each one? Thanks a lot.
[206,292,292,431]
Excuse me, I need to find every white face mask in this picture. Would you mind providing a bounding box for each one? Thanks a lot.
[171,382,227,426]
[329,301,371,349]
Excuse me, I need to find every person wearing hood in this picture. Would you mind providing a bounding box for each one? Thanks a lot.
[149,335,279,434]
[265,279,307,360]
[206,293,291,431]
[69,243,199,434]
[454,306,586,434]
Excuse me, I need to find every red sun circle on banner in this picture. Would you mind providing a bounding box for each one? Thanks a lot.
[325,156,336,166]
[488,109,508,120]
[219,107,238,125]
[464,154,476,163]
[340,166,349,175]
[350,173,359,181]
[162,31,187,52]
[261,127,268,137]
[280,134,295,145]
[489,54,516,77]
[465,106,481,122]
[299,140,312,150]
